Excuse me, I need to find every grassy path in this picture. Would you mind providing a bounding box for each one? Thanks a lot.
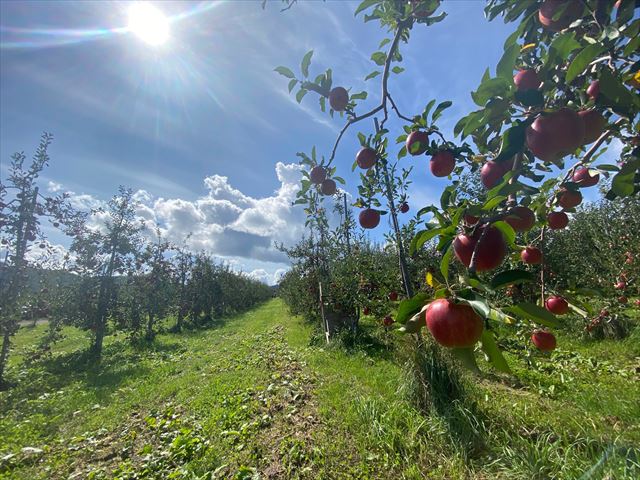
[1,299,639,479]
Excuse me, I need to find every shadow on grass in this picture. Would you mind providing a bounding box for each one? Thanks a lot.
[309,324,396,361]
[413,341,489,461]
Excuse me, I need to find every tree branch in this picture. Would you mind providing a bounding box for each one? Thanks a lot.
[325,20,409,166]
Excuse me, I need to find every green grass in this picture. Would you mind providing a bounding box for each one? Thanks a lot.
[1,299,638,479]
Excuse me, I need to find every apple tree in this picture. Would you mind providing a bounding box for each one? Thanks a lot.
[276,0,639,372]
[0,133,85,387]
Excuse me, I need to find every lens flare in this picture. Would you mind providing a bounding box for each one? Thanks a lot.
[127,2,169,46]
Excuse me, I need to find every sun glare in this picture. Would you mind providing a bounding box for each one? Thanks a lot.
[127,2,169,46]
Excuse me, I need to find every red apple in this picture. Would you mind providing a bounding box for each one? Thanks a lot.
[505,206,536,232]
[430,151,456,177]
[388,291,399,301]
[521,246,543,264]
[320,179,337,196]
[615,281,626,290]
[383,315,394,327]
[587,80,600,100]
[578,110,606,145]
[453,226,507,272]
[406,131,429,156]
[545,295,569,314]
[538,0,584,32]
[531,330,557,351]
[356,147,377,169]
[618,295,628,304]
[527,108,585,161]
[514,69,541,91]
[557,188,582,209]
[310,166,326,184]
[635,300,640,307]
[547,211,569,230]
[363,306,371,315]
[572,167,600,187]
[425,298,483,348]
[359,208,381,229]
[481,160,509,189]
[329,87,349,111]
[399,202,409,213]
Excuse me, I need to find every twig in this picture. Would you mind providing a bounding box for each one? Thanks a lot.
[387,93,414,123]
[326,20,410,166]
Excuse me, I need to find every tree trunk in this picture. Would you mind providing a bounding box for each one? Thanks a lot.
[146,313,155,341]
[175,309,184,332]
[0,330,12,388]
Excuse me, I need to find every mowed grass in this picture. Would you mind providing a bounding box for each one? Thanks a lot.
[0,299,638,479]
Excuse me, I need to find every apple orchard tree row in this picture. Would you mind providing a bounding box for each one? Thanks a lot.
[274,0,639,372]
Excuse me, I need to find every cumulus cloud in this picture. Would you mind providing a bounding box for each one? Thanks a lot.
[54,161,316,282]
[248,268,287,286]
[47,181,62,193]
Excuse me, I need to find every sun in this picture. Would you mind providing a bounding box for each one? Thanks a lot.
[127,2,169,46]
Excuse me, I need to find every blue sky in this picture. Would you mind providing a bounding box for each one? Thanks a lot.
[0,1,615,283]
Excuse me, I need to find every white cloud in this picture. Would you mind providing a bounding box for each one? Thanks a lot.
[47,181,62,193]
[248,267,287,285]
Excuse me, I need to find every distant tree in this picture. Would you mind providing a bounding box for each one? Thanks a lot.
[68,186,142,358]
[0,133,84,387]
[170,239,194,332]
[138,228,174,340]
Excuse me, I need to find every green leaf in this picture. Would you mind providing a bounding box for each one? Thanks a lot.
[422,99,436,120]
[496,42,520,79]
[410,227,445,255]
[275,66,296,79]
[440,244,453,281]
[288,79,297,93]
[491,220,516,247]
[462,298,491,318]
[354,0,379,16]
[365,71,381,81]
[300,50,313,78]
[371,51,386,66]
[296,89,307,103]
[451,347,480,373]
[495,123,527,163]
[566,44,605,83]
[482,195,507,210]
[379,37,391,48]
[490,269,534,289]
[396,293,430,324]
[514,89,544,107]
[505,302,560,328]
[432,100,452,123]
[611,160,639,197]
[392,66,405,74]
[596,164,620,172]
[547,31,580,66]
[471,77,511,107]
[351,91,368,101]
[480,331,511,374]
[598,69,640,115]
